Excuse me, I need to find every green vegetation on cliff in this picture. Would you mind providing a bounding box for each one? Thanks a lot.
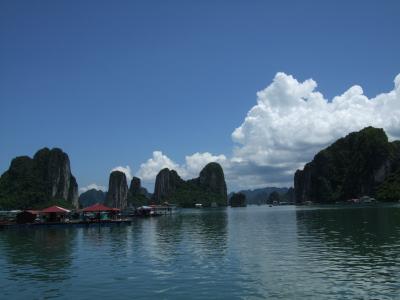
[294,127,400,203]
[127,193,149,207]
[0,148,78,210]
[79,189,106,208]
[127,177,151,207]
[169,181,226,208]
[377,170,400,201]
[153,162,228,207]
[229,192,246,207]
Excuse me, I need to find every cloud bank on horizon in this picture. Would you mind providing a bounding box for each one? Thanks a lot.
[83,72,400,193]
[136,151,228,182]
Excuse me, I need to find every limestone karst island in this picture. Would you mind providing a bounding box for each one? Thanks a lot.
[1,127,399,220]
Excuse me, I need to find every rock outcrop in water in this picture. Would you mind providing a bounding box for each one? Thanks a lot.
[129,177,141,194]
[0,147,79,209]
[79,189,106,208]
[294,127,400,204]
[105,171,128,209]
[153,169,184,203]
[127,176,151,207]
[229,192,246,207]
[153,162,227,207]
[197,162,227,198]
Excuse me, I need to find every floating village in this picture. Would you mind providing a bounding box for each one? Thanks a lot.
[0,203,175,229]
[0,148,230,229]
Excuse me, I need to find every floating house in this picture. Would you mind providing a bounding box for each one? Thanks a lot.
[16,210,39,224]
[81,203,120,221]
[41,206,71,222]
[15,206,70,224]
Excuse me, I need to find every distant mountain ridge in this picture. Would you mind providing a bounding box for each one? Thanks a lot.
[79,189,106,208]
[229,187,289,205]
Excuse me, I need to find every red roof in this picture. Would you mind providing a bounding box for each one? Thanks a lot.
[41,206,70,214]
[82,203,119,212]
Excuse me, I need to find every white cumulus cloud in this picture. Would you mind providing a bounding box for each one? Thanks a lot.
[120,72,400,192]
[184,152,228,176]
[137,151,182,181]
[136,151,229,188]
[230,72,400,188]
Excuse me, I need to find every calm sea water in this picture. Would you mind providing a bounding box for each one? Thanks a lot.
[1,205,400,299]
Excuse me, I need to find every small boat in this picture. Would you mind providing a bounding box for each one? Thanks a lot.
[360,196,377,204]
[195,203,203,208]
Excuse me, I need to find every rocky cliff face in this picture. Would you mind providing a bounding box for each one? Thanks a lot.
[0,147,79,209]
[106,171,128,209]
[197,162,227,200]
[153,169,184,203]
[153,163,228,207]
[129,176,151,197]
[79,188,106,208]
[68,176,79,208]
[127,176,151,207]
[294,127,400,204]
[129,177,142,194]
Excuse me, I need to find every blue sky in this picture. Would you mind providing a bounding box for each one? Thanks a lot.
[1,0,400,192]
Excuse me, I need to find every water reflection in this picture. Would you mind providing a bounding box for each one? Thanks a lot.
[179,209,228,257]
[295,205,400,298]
[0,227,76,298]
[0,228,75,277]
[296,205,400,256]
[125,209,230,299]
[141,209,228,262]
[228,206,300,299]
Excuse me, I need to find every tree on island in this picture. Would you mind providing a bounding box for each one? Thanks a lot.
[376,170,400,201]
[267,191,280,204]
[229,192,246,207]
